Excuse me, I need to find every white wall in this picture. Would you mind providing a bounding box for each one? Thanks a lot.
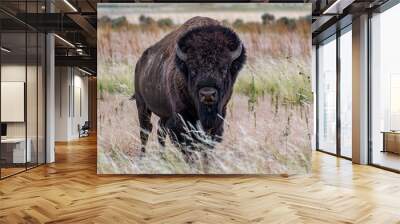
[55,67,89,141]
[76,72,89,138]
[55,67,70,141]
[1,65,32,138]
[1,82,25,122]
[1,65,26,141]
[1,63,47,164]
[72,73,89,138]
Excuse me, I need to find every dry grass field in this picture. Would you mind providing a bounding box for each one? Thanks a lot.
[97,5,312,174]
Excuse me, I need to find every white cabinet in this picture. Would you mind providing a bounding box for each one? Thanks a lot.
[1,138,32,163]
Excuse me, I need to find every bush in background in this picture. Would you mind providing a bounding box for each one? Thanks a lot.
[261,13,275,25]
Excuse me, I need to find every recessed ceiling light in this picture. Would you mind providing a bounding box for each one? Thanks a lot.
[78,67,92,76]
[323,0,354,15]
[54,34,75,48]
[1,47,11,53]
[63,0,78,12]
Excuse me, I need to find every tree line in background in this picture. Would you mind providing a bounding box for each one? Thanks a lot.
[98,13,311,33]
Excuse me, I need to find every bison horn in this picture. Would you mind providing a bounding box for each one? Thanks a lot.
[230,42,243,61]
[176,45,187,61]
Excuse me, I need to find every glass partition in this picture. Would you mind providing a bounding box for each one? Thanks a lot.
[27,30,38,169]
[371,4,400,171]
[0,2,46,179]
[1,30,28,177]
[38,32,45,165]
[317,36,337,154]
[339,27,352,158]
[26,0,42,170]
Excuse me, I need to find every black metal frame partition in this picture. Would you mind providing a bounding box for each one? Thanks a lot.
[0,1,47,180]
[367,0,400,173]
[315,22,353,161]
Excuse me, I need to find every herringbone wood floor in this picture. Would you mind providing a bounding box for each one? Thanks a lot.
[1,136,400,224]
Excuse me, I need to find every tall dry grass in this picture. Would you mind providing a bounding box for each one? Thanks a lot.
[97,16,312,174]
[98,94,311,174]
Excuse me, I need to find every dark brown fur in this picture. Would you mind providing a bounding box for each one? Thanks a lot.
[134,16,246,153]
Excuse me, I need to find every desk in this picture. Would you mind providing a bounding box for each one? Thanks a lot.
[382,131,400,154]
[1,138,31,163]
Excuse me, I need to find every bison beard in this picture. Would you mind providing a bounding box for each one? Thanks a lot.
[198,104,219,131]
[133,17,246,158]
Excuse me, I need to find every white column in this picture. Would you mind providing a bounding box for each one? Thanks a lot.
[46,33,55,163]
[46,1,55,163]
[352,14,369,164]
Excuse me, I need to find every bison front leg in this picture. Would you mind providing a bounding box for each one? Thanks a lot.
[165,117,186,147]
[157,119,167,147]
[165,116,196,163]
[211,107,227,143]
[136,95,153,153]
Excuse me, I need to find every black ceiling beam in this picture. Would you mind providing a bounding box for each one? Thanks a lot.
[55,55,96,73]
[0,8,38,31]
[312,14,352,44]
[86,0,97,11]
[67,13,97,38]
[0,18,27,31]
[312,15,336,35]
[15,13,83,32]
[55,47,96,57]
[12,12,97,47]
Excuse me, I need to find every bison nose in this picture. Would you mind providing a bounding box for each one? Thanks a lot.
[199,87,218,104]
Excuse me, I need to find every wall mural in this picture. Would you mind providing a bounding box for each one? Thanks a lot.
[97,3,312,174]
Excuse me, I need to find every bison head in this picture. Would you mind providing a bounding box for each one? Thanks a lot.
[175,25,246,133]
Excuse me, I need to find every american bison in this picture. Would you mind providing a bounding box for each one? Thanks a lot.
[133,16,246,153]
